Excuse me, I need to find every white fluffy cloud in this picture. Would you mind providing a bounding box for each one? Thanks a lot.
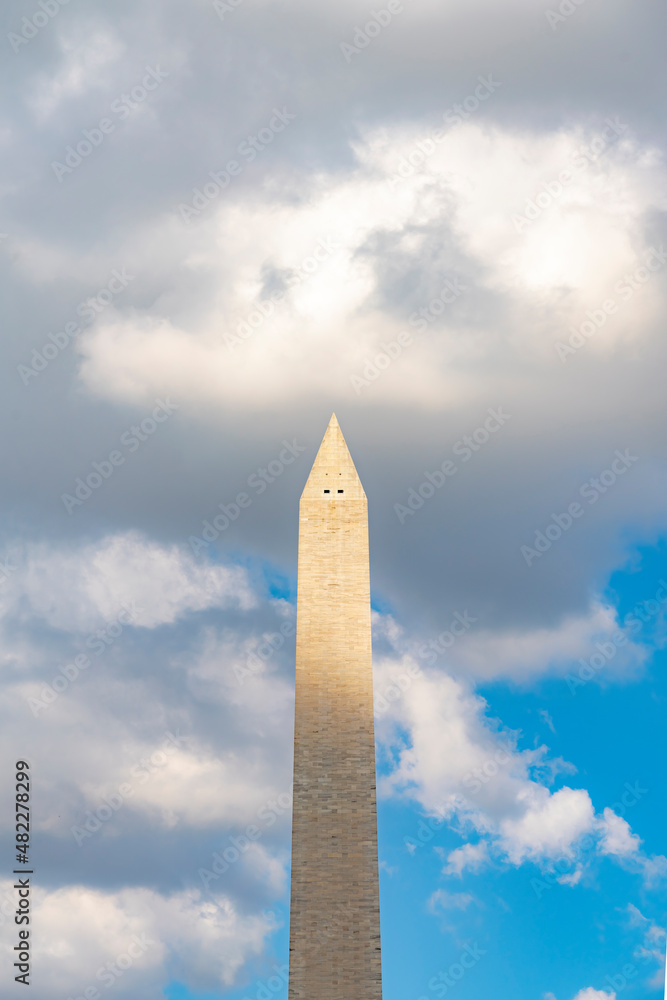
[70,119,667,413]
[2,633,294,837]
[424,600,648,683]
[0,533,293,845]
[442,841,489,877]
[0,881,276,997]
[377,653,597,862]
[68,736,290,833]
[626,904,666,986]
[499,785,594,864]
[597,808,642,858]
[428,888,475,911]
[572,990,615,1000]
[26,28,125,123]
[375,644,647,872]
[0,531,255,632]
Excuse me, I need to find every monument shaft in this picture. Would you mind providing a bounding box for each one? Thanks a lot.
[288,415,382,1000]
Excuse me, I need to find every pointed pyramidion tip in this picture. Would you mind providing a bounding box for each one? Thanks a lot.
[300,414,365,501]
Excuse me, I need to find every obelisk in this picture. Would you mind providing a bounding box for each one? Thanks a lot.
[288,414,382,1000]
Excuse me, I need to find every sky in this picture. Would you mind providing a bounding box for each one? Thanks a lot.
[1,0,666,997]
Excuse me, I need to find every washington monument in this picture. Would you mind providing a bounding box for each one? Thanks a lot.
[288,414,382,1000]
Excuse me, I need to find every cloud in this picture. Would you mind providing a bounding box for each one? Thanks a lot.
[557,866,583,887]
[1,624,295,838]
[441,842,489,877]
[378,653,597,863]
[26,28,126,123]
[0,537,295,918]
[0,880,276,997]
[640,854,667,888]
[589,813,666,891]
[71,119,667,414]
[1,531,255,632]
[540,709,556,732]
[68,738,288,833]
[500,785,595,864]
[428,888,475,912]
[597,808,642,858]
[626,903,666,971]
[572,990,615,1000]
[430,600,649,683]
[375,646,652,872]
